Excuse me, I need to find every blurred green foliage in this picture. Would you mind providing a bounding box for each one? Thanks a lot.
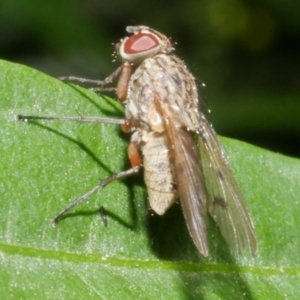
[0,0,299,157]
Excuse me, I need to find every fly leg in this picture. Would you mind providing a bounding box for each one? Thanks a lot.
[59,66,122,87]
[60,62,132,102]
[53,132,142,226]
[16,62,136,225]
[15,112,138,226]
[16,63,132,123]
[15,114,128,125]
[52,167,139,225]
[16,115,138,227]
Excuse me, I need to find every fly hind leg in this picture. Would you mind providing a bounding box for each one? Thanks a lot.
[52,167,140,225]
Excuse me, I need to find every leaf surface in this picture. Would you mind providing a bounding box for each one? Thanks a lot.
[0,60,299,299]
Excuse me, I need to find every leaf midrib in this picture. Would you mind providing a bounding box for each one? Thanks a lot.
[0,243,298,276]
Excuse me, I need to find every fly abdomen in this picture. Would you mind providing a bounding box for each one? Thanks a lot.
[141,132,177,215]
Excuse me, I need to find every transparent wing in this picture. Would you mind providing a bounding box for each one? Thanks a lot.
[157,98,209,257]
[172,127,209,257]
[199,113,257,256]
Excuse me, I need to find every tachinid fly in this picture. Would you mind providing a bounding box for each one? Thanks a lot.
[17,26,257,257]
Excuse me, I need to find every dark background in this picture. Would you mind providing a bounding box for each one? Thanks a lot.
[1,0,299,158]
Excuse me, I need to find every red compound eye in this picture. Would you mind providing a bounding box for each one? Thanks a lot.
[124,33,159,54]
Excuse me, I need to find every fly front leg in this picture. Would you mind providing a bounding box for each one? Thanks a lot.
[59,62,132,102]
[92,62,132,102]
[16,63,132,124]
[59,66,122,87]
[116,62,132,101]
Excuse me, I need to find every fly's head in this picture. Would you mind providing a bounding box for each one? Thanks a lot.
[115,25,174,64]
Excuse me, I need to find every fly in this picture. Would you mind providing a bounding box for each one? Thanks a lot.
[17,25,257,257]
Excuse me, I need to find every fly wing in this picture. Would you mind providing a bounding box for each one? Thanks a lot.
[172,127,209,257]
[199,114,257,256]
[158,99,209,257]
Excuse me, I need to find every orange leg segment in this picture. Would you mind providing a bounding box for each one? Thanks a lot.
[128,142,142,170]
[116,62,132,102]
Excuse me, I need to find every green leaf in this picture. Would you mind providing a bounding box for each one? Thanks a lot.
[1,59,299,299]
